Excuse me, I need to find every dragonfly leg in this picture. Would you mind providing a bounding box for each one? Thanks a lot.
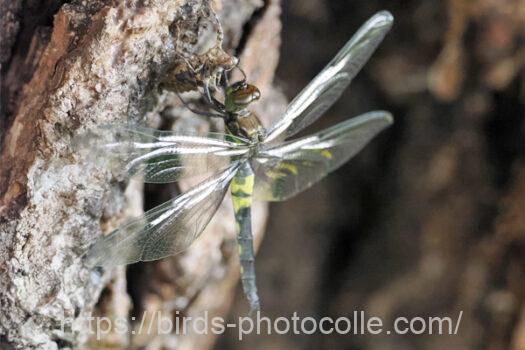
[203,80,227,115]
[231,162,260,312]
[175,92,224,119]
[221,69,230,90]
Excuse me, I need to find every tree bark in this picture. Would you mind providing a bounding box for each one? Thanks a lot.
[0,0,282,349]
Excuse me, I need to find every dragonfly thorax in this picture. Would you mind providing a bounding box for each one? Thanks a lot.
[225,111,266,143]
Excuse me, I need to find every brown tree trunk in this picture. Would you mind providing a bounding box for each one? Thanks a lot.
[0,0,281,349]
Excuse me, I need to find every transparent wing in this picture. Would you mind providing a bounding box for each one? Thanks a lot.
[265,11,393,143]
[253,111,392,201]
[73,125,249,183]
[85,162,241,267]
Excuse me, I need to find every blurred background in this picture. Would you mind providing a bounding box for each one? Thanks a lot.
[1,0,524,348]
[217,0,525,349]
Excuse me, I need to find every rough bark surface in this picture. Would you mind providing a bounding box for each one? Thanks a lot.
[0,0,281,349]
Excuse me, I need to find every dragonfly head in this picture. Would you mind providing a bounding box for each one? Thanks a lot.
[224,80,261,113]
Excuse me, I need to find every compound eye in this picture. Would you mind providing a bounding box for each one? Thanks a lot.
[232,84,260,105]
[252,87,261,100]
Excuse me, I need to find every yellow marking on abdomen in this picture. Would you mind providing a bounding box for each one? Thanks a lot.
[231,174,255,194]
[231,174,254,213]
[232,194,253,213]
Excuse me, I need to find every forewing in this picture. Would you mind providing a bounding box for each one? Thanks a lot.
[253,111,392,201]
[73,125,249,183]
[85,162,240,266]
[265,11,393,142]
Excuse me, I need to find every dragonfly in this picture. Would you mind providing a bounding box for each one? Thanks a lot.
[78,11,394,312]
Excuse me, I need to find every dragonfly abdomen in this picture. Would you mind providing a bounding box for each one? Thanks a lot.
[231,161,260,311]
